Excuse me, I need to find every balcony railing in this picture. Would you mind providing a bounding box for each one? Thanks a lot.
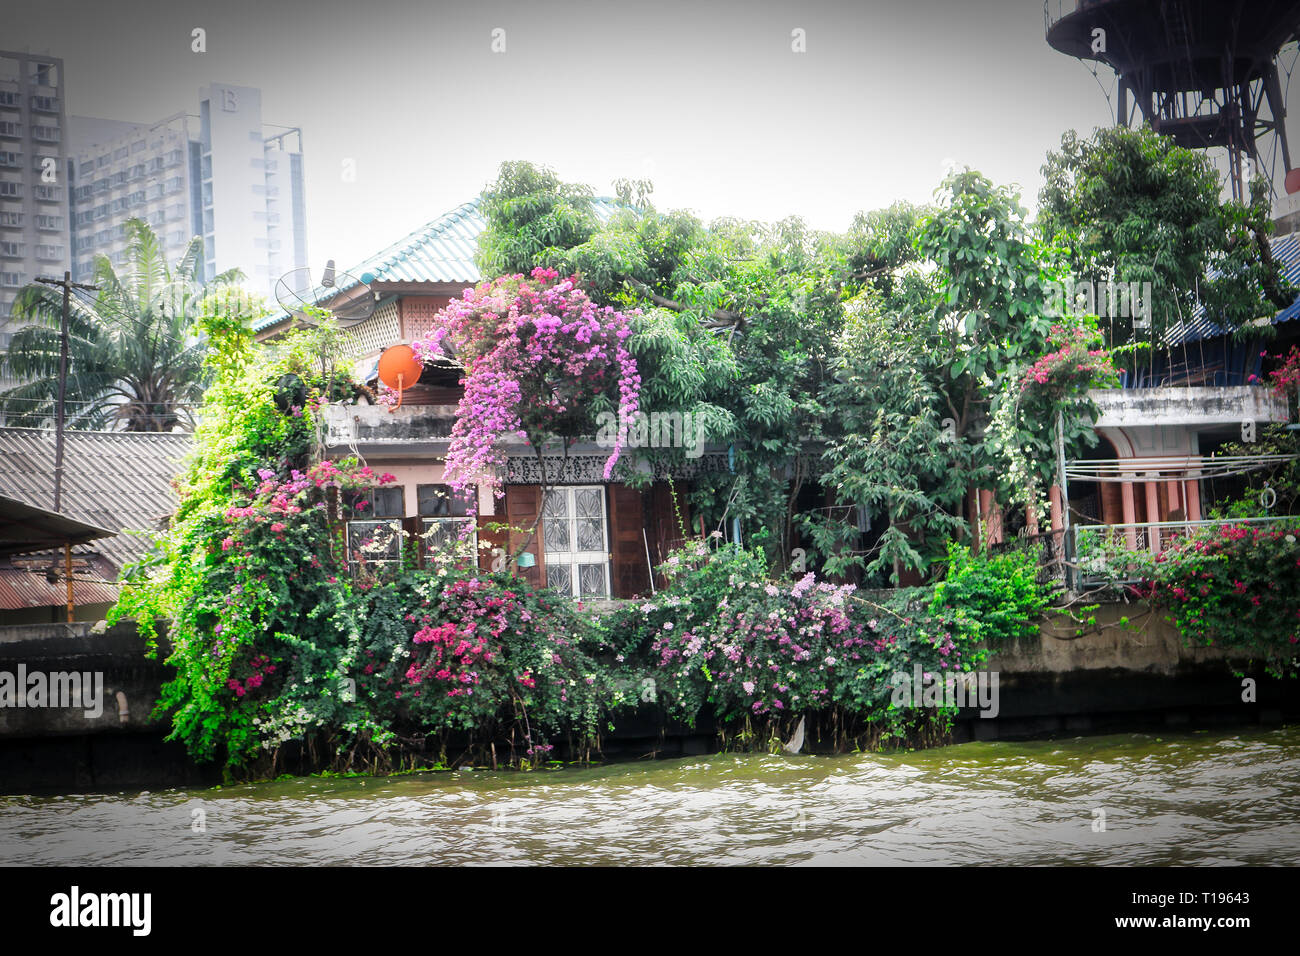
[1073,516,1299,585]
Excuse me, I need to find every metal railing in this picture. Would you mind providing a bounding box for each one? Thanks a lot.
[1073,516,1299,585]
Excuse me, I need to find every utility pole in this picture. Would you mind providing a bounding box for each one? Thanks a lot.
[35,272,98,624]
[35,272,98,513]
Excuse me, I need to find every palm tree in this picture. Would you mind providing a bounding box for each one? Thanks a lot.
[0,219,246,432]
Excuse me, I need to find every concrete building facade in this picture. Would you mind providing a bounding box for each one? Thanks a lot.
[65,82,307,294]
[0,51,71,349]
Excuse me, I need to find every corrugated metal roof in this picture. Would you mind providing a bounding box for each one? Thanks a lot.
[256,195,624,332]
[0,494,116,559]
[1165,231,1300,345]
[0,429,189,570]
[0,554,121,611]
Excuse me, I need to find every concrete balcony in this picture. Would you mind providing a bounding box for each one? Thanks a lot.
[323,402,456,453]
[1088,386,1289,429]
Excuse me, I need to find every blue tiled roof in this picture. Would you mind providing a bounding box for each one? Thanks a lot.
[1165,231,1300,345]
[257,196,624,332]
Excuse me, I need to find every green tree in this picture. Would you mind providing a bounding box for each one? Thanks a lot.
[1038,126,1293,346]
[805,169,1101,582]
[476,161,599,278]
[0,219,253,431]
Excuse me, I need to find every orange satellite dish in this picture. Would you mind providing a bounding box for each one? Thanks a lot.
[1286,168,1300,195]
[378,344,422,412]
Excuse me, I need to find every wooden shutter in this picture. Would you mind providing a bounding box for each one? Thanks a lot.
[400,515,425,570]
[504,485,545,589]
[648,482,692,589]
[608,483,652,599]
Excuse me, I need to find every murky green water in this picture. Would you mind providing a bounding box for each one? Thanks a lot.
[1,727,1297,865]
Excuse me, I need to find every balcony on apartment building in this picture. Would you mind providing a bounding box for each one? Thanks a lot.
[1052,383,1298,585]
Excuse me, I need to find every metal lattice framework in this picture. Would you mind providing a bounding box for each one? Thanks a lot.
[504,453,733,485]
[339,298,401,358]
[1046,0,1300,198]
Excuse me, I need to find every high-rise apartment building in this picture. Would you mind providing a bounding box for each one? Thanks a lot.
[0,51,71,349]
[66,82,306,295]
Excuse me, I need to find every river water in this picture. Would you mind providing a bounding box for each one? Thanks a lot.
[1,726,1297,865]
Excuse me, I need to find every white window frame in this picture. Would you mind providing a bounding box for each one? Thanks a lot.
[542,485,611,599]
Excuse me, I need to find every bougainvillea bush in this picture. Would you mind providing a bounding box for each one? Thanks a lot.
[595,537,1050,749]
[354,566,607,760]
[1134,523,1300,677]
[408,267,641,504]
[112,319,612,774]
[1019,324,1118,401]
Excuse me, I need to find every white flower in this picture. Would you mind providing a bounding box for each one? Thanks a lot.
[662,621,674,631]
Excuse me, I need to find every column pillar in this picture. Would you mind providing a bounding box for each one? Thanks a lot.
[1144,475,1161,553]
[1120,473,1137,551]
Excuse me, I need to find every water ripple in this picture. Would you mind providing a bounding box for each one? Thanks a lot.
[1,727,1297,865]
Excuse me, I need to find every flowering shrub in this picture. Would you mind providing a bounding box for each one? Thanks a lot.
[368,569,605,747]
[597,538,1048,747]
[1266,344,1300,399]
[1134,522,1300,677]
[1021,324,1118,399]
[409,267,642,505]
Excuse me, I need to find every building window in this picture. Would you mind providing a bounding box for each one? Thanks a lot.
[0,181,21,198]
[417,484,477,562]
[29,62,58,88]
[542,486,610,598]
[344,486,405,567]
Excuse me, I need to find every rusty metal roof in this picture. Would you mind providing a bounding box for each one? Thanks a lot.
[0,554,121,611]
[0,428,189,570]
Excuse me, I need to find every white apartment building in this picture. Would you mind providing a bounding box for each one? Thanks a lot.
[0,51,71,350]
[67,82,307,296]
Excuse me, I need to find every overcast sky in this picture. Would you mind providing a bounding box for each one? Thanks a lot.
[5,0,1298,274]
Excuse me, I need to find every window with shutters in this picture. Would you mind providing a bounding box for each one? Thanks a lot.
[344,486,405,568]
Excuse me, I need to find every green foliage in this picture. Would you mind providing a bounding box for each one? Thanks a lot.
[477,161,598,278]
[1135,523,1300,677]
[597,536,1048,745]
[805,170,1101,580]
[1206,423,1300,518]
[1038,126,1294,346]
[930,541,1051,647]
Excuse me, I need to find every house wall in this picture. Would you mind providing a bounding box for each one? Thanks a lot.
[353,458,498,518]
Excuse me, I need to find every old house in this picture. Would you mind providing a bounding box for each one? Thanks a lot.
[255,199,726,600]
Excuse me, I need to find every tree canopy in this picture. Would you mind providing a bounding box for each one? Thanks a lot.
[469,161,1109,583]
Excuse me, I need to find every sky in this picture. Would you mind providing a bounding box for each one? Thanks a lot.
[4,0,1298,275]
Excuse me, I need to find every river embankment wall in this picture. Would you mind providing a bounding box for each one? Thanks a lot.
[0,604,1295,792]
